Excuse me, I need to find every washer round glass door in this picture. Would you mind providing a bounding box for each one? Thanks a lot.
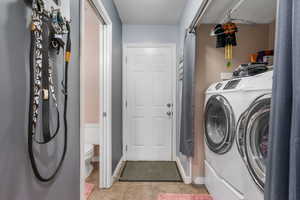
[204,95,235,154]
[243,94,271,191]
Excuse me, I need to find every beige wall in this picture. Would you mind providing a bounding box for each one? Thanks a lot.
[84,1,102,124]
[193,23,276,178]
[269,21,276,50]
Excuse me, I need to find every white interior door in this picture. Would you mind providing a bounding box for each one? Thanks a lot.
[125,46,174,161]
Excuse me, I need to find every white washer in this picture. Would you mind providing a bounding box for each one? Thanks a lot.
[236,72,273,200]
[204,71,273,200]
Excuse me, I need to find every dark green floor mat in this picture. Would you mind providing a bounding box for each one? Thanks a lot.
[119,161,182,182]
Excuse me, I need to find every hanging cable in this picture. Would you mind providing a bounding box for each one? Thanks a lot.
[28,0,71,182]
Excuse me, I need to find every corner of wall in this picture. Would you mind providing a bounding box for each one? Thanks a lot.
[176,156,192,184]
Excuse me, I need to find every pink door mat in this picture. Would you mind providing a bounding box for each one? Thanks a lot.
[85,183,95,199]
[158,194,213,200]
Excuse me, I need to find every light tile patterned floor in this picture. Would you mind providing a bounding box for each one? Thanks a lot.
[86,169,209,200]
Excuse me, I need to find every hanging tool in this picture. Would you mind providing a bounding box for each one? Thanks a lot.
[223,22,238,67]
[53,0,61,6]
[28,0,71,182]
[214,24,226,48]
[25,0,60,5]
[212,21,238,68]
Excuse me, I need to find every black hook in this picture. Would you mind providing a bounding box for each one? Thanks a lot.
[24,0,61,7]
[53,0,61,6]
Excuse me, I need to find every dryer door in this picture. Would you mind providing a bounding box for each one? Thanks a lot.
[204,95,235,154]
[239,94,271,191]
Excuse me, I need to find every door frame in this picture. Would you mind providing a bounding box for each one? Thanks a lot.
[122,43,177,161]
[80,0,113,198]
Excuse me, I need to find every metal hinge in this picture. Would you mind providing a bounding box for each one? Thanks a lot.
[125,100,128,108]
[126,56,128,64]
[125,145,128,152]
[103,112,107,117]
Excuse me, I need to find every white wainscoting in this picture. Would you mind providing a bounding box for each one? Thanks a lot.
[85,123,100,145]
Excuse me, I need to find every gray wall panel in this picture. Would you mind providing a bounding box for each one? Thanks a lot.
[0,0,80,199]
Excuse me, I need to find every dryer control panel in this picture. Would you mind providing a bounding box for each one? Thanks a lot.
[206,71,273,94]
[224,79,241,90]
[215,83,223,90]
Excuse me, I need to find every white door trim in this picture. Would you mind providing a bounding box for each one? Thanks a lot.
[122,43,177,161]
[80,0,112,199]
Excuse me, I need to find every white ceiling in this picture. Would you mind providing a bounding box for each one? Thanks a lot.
[113,0,187,25]
[201,0,277,24]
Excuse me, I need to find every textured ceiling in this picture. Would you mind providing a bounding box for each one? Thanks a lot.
[113,0,187,25]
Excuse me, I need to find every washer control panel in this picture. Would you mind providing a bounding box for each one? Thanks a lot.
[224,79,241,90]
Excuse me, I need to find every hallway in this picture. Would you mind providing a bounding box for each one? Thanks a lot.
[0,1,288,200]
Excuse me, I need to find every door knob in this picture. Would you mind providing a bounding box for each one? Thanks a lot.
[166,103,173,108]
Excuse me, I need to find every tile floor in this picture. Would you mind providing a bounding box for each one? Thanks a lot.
[86,168,209,200]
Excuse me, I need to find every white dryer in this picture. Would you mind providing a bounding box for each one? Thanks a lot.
[204,71,273,200]
[236,71,273,200]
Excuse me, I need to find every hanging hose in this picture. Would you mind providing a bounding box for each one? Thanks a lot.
[28,0,71,182]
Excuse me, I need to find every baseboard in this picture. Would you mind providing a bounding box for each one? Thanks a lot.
[112,156,124,182]
[176,157,192,184]
[193,176,205,185]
